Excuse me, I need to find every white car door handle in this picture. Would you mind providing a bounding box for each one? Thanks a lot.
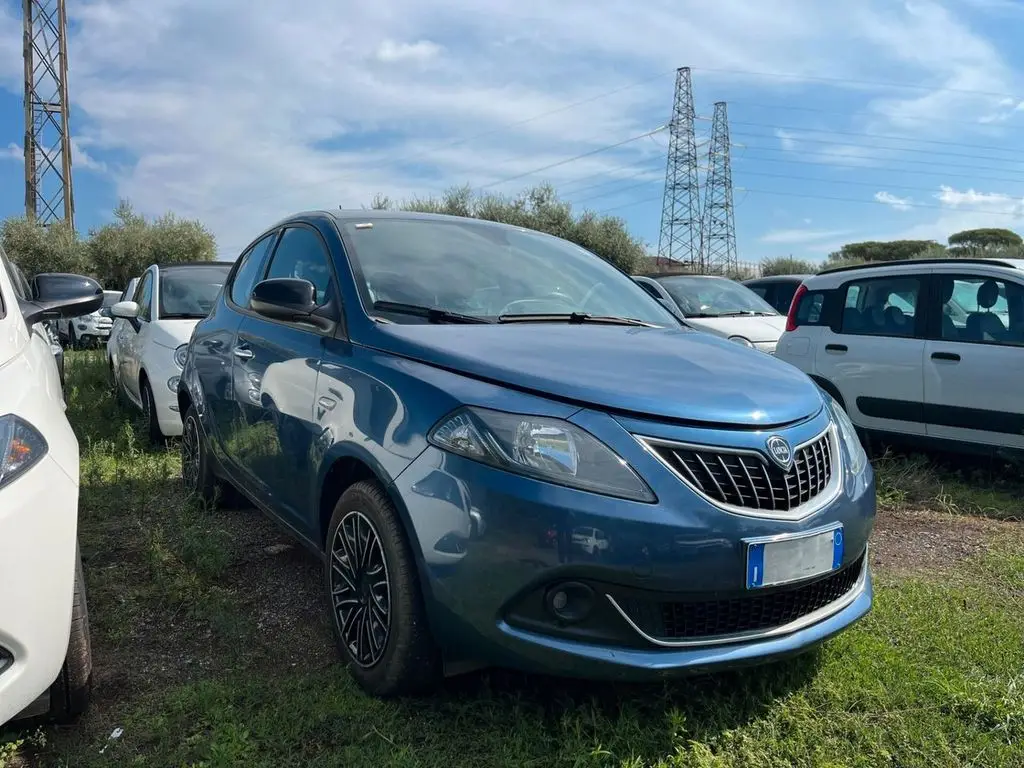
[318,396,336,411]
[232,346,254,360]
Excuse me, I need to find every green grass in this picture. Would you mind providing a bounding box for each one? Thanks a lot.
[3,350,1024,767]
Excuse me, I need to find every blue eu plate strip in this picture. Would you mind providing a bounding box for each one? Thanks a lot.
[747,543,765,588]
[832,527,844,570]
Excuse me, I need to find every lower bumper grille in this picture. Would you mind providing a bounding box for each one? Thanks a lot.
[614,553,865,643]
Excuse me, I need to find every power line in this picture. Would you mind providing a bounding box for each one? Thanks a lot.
[691,66,1024,100]
[724,100,1022,131]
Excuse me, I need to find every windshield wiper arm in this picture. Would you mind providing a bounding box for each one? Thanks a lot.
[715,310,759,317]
[497,312,656,327]
[373,301,492,324]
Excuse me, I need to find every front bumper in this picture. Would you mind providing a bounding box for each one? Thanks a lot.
[0,455,79,725]
[391,406,875,680]
[147,352,184,437]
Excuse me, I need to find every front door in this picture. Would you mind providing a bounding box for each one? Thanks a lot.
[230,224,337,537]
[122,270,155,405]
[924,270,1024,451]
[814,271,927,435]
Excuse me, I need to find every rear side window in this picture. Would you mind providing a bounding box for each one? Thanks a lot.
[794,290,827,325]
[839,275,922,338]
[229,233,277,308]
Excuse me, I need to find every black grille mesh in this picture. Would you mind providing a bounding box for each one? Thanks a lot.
[648,431,833,512]
[618,554,864,642]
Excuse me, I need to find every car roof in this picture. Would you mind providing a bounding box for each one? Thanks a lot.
[743,274,813,284]
[637,271,725,280]
[804,257,1023,286]
[156,260,234,271]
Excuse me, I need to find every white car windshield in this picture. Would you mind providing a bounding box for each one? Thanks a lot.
[341,217,677,325]
[656,276,779,318]
[159,264,231,319]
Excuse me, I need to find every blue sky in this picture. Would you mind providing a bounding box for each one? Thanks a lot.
[3,0,1024,265]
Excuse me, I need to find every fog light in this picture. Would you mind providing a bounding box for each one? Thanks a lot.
[544,581,594,624]
[167,376,180,392]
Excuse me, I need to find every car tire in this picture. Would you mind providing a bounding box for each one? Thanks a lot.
[47,545,92,723]
[140,378,164,446]
[325,480,442,697]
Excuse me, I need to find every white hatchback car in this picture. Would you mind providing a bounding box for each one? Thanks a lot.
[56,290,120,348]
[633,273,787,353]
[0,252,98,727]
[775,257,1024,455]
[109,261,231,442]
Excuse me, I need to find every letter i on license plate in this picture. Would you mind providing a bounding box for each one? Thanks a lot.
[745,526,844,589]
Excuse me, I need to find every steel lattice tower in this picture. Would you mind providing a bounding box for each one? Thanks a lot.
[656,67,701,269]
[701,101,737,274]
[23,0,74,228]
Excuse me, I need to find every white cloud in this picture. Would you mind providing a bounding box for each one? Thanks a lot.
[934,184,1024,216]
[0,0,1020,255]
[375,39,443,63]
[759,228,853,244]
[1,143,21,163]
[874,191,914,211]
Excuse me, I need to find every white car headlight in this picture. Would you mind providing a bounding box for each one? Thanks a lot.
[824,393,867,475]
[429,407,655,502]
[0,415,48,489]
[174,344,189,369]
[728,335,753,348]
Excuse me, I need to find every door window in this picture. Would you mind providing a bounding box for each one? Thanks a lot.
[839,275,922,338]
[934,275,1023,346]
[135,272,154,321]
[230,233,277,308]
[263,226,333,305]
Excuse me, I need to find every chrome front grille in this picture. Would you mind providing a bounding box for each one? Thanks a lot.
[642,428,835,515]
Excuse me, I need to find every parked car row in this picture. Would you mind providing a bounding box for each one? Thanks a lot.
[100,209,877,699]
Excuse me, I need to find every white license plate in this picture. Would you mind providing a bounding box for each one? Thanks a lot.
[745,526,843,589]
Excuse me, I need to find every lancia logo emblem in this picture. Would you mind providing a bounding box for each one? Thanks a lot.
[765,435,793,472]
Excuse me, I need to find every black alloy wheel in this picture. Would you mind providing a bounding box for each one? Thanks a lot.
[329,510,392,668]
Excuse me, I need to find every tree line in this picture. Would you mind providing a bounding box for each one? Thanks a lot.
[6,183,1016,288]
[2,200,217,291]
[760,228,1023,276]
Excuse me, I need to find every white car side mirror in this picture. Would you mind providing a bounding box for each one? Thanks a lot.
[111,300,139,319]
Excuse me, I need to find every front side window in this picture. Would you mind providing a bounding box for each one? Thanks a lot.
[159,264,232,319]
[839,275,921,338]
[230,233,277,308]
[135,272,154,322]
[935,274,1022,346]
[263,227,334,305]
[655,276,778,318]
[341,217,678,325]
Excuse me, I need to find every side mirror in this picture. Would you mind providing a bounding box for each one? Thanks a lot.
[21,273,103,326]
[111,301,140,319]
[250,278,334,331]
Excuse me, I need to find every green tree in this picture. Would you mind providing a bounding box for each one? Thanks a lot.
[948,228,1023,256]
[826,239,943,264]
[369,183,648,273]
[1,217,88,277]
[761,256,817,276]
[87,200,217,289]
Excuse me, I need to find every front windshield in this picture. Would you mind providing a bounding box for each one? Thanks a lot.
[159,264,231,318]
[340,218,677,325]
[656,276,779,317]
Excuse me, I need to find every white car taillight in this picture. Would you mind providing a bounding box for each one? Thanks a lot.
[0,415,48,489]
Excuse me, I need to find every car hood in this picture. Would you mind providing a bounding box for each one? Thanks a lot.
[371,323,823,427]
[684,314,787,342]
[150,319,199,349]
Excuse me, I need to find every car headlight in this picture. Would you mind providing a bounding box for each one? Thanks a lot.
[174,344,189,369]
[824,393,867,475]
[728,335,753,348]
[0,415,48,489]
[428,406,655,502]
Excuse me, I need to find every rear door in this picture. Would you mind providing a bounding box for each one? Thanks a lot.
[923,268,1024,450]
[814,271,928,436]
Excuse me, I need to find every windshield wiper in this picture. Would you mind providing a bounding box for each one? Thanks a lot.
[373,301,492,324]
[714,310,773,317]
[497,312,656,327]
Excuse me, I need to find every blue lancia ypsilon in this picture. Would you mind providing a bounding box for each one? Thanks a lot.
[177,210,875,697]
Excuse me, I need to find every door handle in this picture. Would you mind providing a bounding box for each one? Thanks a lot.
[232,346,254,360]
[931,351,960,362]
[317,396,336,411]
[825,344,847,353]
